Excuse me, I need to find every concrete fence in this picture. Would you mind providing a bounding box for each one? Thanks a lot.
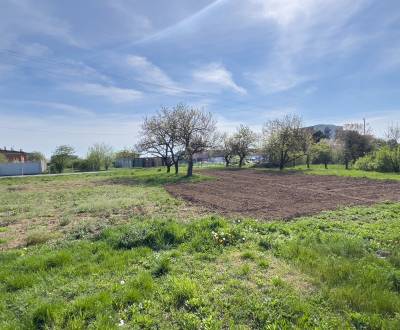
[0,161,47,176]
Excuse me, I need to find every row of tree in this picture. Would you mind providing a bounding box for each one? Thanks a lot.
[49,144,138,173]
[137,104,399,175]
[43,104,398,176]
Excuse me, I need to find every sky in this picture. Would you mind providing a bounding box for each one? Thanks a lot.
[0,0,399,157]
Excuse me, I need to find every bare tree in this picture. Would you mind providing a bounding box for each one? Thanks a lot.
[175,104,217,177]
[343,120,373,136]
[232,125,257,167]
[385,122,400,145]
[262,115,309,170]
[137,107,183,173]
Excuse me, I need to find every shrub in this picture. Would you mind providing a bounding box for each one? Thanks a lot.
[355,146,400,173]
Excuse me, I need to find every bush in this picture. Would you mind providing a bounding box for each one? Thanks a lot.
[355,146,400,173]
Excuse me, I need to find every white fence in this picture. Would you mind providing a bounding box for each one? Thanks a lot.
[0,161,47,176]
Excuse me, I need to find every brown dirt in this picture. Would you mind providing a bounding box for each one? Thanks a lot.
[165,169,400,220]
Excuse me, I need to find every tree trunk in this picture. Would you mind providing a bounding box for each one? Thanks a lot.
[239,156,244,168]
[174,161,179,174]
[324,162,328,169]
[225,160,230,167]
[166,165,171,173]
[306,154,310,169]
[345,159,349,170]
[187,157,193,177]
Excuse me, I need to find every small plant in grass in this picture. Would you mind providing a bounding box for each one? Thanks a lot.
[259,239,272,250]
[26,230,53,246]
[239,264,251,276]
[31,303,58,330]
[169,277,198,308]
[152,256,171,277]
[241,250,256,260]
[259,259,269,269]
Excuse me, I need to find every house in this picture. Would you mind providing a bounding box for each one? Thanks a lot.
[0,147,46,176]
[0,147,29,162]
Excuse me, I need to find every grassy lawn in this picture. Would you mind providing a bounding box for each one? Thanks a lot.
[290,164,400,181]
[0,168,399,329]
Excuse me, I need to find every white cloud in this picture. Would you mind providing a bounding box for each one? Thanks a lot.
[65,83,142,103]
[193,63,246,95]
[126,55,184,95]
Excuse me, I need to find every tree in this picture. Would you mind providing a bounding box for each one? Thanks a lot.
[220,133,235,167]
[343,121,373,136]
[137,107,183,174]
[336,129,373,169]
[311,140,333,169]
[27,151,46,162]
[50,145,75,173]
[385,123,400,146]
[87,143,114,171]
[175,104,217,177]
[262,115,310,170]
[232,125,257,167]
[0,154,7,163]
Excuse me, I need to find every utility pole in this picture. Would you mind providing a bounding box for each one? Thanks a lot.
[363,118,366,135]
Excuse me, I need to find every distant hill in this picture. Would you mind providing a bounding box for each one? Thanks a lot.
[305,124,342,139]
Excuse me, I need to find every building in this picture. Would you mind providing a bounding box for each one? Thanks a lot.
[115,157,165,168]
[0,147,29,162]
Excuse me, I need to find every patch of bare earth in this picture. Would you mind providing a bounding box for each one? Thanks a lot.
[166,169,400,220]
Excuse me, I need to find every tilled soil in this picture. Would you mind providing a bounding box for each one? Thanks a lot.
[165,169,400,220]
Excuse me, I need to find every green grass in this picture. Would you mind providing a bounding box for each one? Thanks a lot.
[0,167,399,328]
[290,164,400,181]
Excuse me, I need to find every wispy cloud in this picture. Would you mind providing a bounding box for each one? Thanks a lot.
[126,55,184,95]
[65,83,142,103]
[0,100,95,117]
[193,63,246,95]
[244,0,367,93]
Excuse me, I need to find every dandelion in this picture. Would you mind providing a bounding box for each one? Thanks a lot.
[120,280,125,285]
[118,319,125,327]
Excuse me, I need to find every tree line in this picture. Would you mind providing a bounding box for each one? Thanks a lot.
[46,104,399,175]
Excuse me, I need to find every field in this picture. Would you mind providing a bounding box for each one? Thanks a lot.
[167,169,400,219]
[0,168,400,329]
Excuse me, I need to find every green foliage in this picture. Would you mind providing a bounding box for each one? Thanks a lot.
[355,146,400,173]
[50,145,75,173]
[311,140,333,168]
[86,143,114,171]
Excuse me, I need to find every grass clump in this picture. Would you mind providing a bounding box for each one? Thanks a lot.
[26,230,54,246]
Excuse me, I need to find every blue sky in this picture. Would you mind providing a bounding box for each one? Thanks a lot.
[0,0,399,156]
